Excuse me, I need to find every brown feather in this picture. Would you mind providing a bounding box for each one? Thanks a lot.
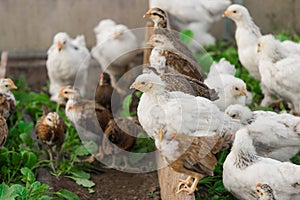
[0,116,8,147]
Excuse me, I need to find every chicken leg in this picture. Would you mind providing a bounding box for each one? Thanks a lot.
[177,176,200,195]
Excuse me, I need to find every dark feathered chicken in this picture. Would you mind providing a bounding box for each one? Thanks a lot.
[35,104,66,171]
[103,117,144,169]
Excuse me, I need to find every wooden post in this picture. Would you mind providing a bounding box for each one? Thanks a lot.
[157,153,196,200]
[0,51,8,78]
[143,21,154,65]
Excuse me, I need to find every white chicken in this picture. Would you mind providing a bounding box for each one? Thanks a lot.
[205,59,248,111]
[225,104,300,161]
[46,32,90,103]
[91,19,138,86]
[224,4,300,106]
[258,34,300,114]
[149,0,231,50]
[223,128,300,200]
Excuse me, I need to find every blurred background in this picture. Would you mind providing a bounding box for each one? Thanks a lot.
[0,0,299,51]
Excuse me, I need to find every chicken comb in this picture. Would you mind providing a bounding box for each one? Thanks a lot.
[6,78,14,85]
[256,183,262,188]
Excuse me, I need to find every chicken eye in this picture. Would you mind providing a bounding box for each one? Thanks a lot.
[232,114,236,118]
[47,118,52,122]
[141,81,146,85]
[64,91,68,94]
[63,41,66,45]
[235,87,239,90]
[233,10,237,14]
[5,85,8,88]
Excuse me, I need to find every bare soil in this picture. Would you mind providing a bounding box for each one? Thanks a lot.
[37,166,161,200]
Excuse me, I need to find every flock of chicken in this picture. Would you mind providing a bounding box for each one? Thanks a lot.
[1,1,300,200]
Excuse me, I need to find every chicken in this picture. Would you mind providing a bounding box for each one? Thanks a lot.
[91,19,138,87]
[258,34,300,114]
[130,73,241,140]
[143,67,218,100]
[0,115,8,148]
[59,86,113,161]
[130,73,241,193]
[254,183,277,200]
[204,69,247,111]
[225,104,300,161]
[95,72,120,112]
[149,0,231,49]
[207,58,236,78]
[148,33,206,81]
[223,128,300,200]
[47,32,90,103]
[144,8,206,80]
[35,104,66,172]
[102,117,143,169]
[223,4,300,107]
[0,78,17,120]
[160,133,228,194]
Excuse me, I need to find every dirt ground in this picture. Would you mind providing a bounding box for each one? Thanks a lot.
[37,166,161,200]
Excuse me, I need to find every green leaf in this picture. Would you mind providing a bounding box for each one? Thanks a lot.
[180,29,194,45]
[21,167,35,184]
[11,151,22,166]
[56,189,80,200]
[70,169,90,179]
[68,177,95,188]
[0,183,19,200]
[23,151,38,168]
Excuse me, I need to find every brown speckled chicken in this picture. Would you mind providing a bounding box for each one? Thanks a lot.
[35,104,66,172]
[0,78,17,120]
[95,72,120,112]
[0,114,8,148]
[163,133,228,194]
[144,7,206,81]
[103,117,143,169]
[59,86,113,161]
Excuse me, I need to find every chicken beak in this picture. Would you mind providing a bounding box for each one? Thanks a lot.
[241,88,246,96]
[222,10,230,17]
[11,83,18,90]
[257,45,261,53]
[143,11,151,18]
[130,82,137,90]
[113,31,120,39]
[158,128,164,142]
[57,41,63,51]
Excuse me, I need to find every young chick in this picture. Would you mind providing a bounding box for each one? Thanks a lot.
[91,19,138,87]
[95,72,120,112]
[223,128,300,200]
[148,33,205,81]
[204,74,247,111]
[59,86,113,161]
[0,78,17,120]
[144,8,206,80]
[0,114,8,148]
[258,35,300,114]
[103,117,143,169]
[35,104,66,172]
[47,32,90,103]
[148,0,231,49]
[223,4,300,106]
[225,104,300,161]
[254,183,277,200]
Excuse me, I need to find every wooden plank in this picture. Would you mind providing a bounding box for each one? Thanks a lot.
[157,153,196,200]
[143,21,154,65]
[0,51,8,78]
